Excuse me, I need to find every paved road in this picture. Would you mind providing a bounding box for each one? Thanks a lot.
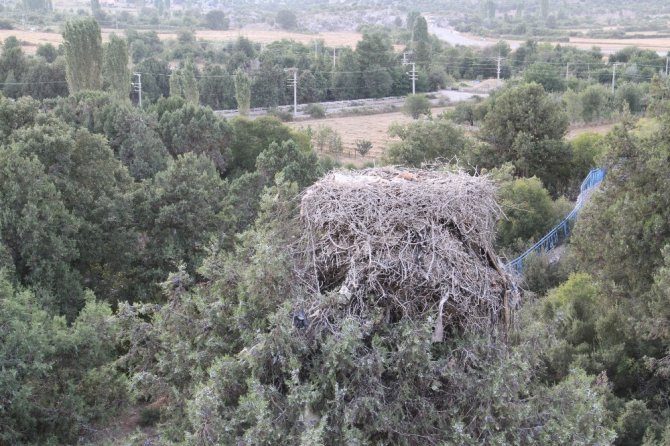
[215,89,490,120]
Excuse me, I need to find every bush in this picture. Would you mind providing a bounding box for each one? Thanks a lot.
[355,139,372,157]
[203,10,229,30]
[581,84,611,122]
[267,107,293,122]
[496,176,559,256]
[276,9,297,30]
[403,93,431,119]
[522,250,570,296]
[615,82,645,113]
[385,117,468,166]
[304,103,325,118]
[314,125,343,153]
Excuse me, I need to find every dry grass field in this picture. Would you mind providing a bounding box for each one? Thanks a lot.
[289,107,450,166]
[5,22,670,56]
[565,36,670,53]
[0,26,363,55]
[0,30,64,54]
[291,110,614,166]
[567,122,615,139]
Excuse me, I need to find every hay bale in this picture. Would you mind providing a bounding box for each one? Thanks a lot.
[297,167,516,340]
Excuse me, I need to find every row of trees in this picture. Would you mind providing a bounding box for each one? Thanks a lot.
[1,15,665,114]
[4,73,670,446]
[3,13,670,445]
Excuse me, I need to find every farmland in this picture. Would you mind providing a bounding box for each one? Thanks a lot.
[0,26,364,55]
[289,107,451,165]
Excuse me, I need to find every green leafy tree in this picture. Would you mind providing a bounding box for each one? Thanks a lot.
[234,68,251,116]
[573,120,670,301]
[615,82,644,113]
[36,43,57,62]
[481,83,568,156]
[0,36,26,81]
[229,116,310,173]
[115,169,619,445]
[361,63,393,98]
[411,15,431,65]
[276,9,297,30]
[133,153,233,290]
[0,279,127,444]
[496,175,561,255]
[385,116,468,166]
[169,59,199,105]
[570,132,605,185]
[255,139,321,189]
[479,82,571,193]
[581,83,611,122]
[199,64,235,110]
[203,9,229,30]
[251,61,287,107]
[356,31,394,71]
[21,57,68,99]
[0,147,83,317]
[2,69,20,98]
[0,95,38,141]
[103,34,130,100]
[540,0,549,19]
[157,102,232,174]
[133,57,171,103]
[403,93,431,119]
[523,62,566,92]
[10,119,139,309]
[62,18,103,93]
[97,101,170,179]
[511,132,573,197]
[331,48,359,100]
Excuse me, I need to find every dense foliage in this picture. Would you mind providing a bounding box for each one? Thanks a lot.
[2,8,670,445]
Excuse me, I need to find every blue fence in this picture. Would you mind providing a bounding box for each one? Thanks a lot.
[506,168,606,273]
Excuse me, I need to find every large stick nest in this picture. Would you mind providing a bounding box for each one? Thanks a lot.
[297,167,517,340]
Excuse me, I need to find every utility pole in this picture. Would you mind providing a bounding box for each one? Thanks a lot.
[565,62,570,80]
[497,54,502,80]
[332,47,337,69]
[611,63,618,94]
[666,56,669,76]
[403,52,417,94]
[132,72,142,107]
[285,68,298,118]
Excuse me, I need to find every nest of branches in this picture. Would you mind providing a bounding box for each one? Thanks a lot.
[296,167,517,340]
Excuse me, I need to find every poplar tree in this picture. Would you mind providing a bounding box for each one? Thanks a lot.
[234,68,251,116]
[169,60,199,105]
[62,18,103,93]
[412,15,431,65]
[103,34,130,100]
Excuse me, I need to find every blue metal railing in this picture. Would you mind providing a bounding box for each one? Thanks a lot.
[506,168,606,273]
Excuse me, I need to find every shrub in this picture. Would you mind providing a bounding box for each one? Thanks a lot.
[314,125,343,153]
[355,139,372,157]
[304,103,326,118]
[403,93,431,119]
[267,107,293,122]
